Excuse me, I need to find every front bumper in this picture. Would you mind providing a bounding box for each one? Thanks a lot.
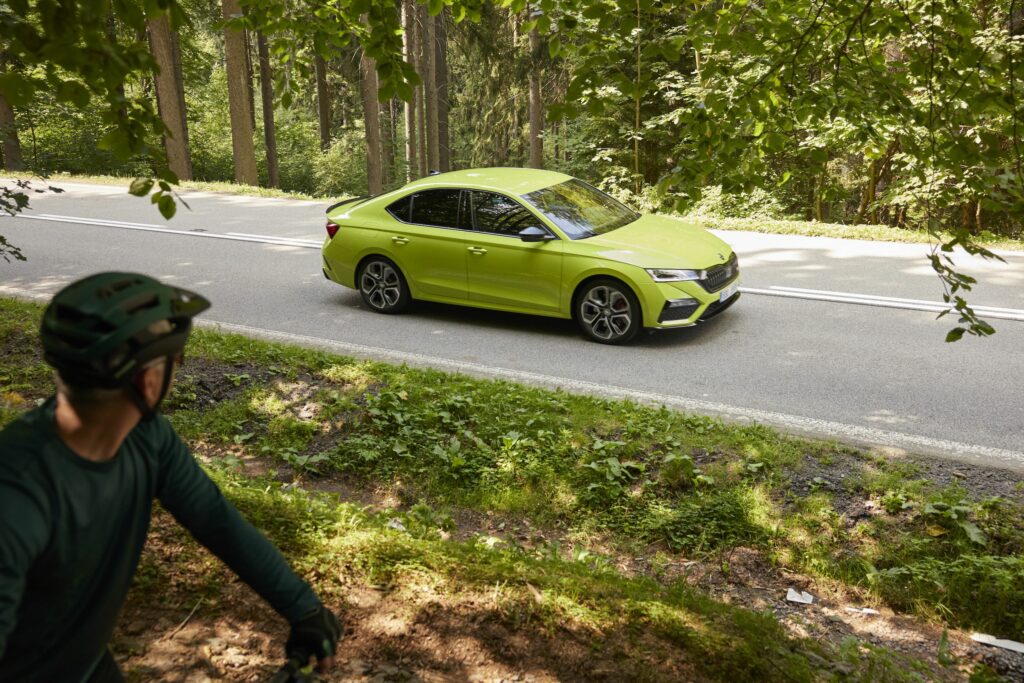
[638,277,741,329]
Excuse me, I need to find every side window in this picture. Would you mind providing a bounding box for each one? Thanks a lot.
[386,195,412,222]
[409,189,463,229]
[471,191,539,237]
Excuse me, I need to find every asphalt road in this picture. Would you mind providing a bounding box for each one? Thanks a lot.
[2,180,1023,469]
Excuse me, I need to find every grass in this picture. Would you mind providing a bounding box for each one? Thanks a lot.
[2,295,1021,680]
[11,171,1024,252]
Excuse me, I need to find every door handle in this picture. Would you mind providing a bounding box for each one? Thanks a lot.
[392,236,409,245]
[468,247,487,255]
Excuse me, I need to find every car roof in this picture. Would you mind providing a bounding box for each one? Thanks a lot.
[402,167,573,195]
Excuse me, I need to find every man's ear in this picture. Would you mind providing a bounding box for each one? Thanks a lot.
[134,363,164,407]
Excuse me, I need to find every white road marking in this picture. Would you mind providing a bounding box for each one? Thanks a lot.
[4,212,322,248]
[6,212,1022,320]
[744,286,1024,322]
[1,283,1020,469]
[226,231,322,247]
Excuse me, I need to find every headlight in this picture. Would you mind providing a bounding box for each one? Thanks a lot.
[646,268,703,282]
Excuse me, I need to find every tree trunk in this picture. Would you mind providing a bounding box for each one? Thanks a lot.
[855,159,877,224]
[245,31,256,132]
[107,13,128,124]
[256,31,279,188]
[0,92,24,171]
[222,0,258,185]
[381,98,395,187]
[148,13,193,180]
[814,173,825,222]
[414,7,427,177]
[360,34,383,195]
[528,25,543,169]
[402,0,418,181]
[422,6,439,172]
[435,9,450,172]
[510,12,519,165]
[315,55,331,151]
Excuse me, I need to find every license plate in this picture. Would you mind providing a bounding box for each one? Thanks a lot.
[719,281,739,302]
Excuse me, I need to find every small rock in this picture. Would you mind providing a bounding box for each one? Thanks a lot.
[204,637,226,653]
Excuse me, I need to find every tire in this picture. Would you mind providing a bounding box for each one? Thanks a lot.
[574,278,642,344]
[357,257,410,313]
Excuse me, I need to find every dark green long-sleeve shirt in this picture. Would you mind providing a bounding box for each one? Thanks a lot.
[0,398,320,682]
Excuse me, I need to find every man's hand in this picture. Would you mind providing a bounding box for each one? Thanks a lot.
[286,604,342,672]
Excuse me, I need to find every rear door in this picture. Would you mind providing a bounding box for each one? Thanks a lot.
[385,189,471,301]
[465,190,563,313]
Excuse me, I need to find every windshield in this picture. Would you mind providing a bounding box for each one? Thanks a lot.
[521,179,639,239]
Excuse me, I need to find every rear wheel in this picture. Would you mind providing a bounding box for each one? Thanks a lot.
[358,257,410,313]
[575,278,641,344]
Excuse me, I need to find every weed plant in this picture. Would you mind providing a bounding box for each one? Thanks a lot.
[3,296,1023,643]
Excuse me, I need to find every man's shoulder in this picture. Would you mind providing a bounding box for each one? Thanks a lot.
[127,412,183,452]
[0,401,56,470]
[0,402,59,518]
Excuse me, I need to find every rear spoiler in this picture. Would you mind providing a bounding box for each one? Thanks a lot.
[326,195,371,213]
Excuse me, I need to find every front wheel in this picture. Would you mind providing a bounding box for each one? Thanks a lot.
[575,278,641,344]
[357,257,410,313]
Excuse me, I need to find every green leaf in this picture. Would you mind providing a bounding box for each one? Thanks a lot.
[0,73,35,107]
[129,178,154,197]
[753,120,764,137]
[56,81,91,108]
[157,194,176,220]
[945,328,966,343]
[958,521,987,545]
[548,36,561,59]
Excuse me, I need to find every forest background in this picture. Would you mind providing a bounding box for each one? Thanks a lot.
[1,0,1023,337]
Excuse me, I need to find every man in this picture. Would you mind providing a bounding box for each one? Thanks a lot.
[0,272,341,681]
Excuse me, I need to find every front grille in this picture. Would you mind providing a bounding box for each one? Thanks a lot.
[700,253,739,292]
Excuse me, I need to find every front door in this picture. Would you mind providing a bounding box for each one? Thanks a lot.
[465,190,563,313]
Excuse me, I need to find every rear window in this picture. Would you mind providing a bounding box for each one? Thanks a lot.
[410,189,462,229]
[386,195,412,222]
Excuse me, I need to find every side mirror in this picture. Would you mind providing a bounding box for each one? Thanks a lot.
[519,226,555,242]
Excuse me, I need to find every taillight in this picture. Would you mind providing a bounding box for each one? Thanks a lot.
[325,221,340,239]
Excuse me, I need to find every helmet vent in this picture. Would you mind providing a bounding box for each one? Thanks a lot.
[54,304,117,334]
[97,278,142,299]
[125,295,160,315]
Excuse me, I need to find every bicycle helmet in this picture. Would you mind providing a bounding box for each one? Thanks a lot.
[41,272,210,415]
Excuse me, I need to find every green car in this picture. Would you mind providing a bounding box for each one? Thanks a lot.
[321,168,740,344]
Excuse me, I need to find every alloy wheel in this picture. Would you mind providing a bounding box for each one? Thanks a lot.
[360,261,403,311]
[579,285,634,342]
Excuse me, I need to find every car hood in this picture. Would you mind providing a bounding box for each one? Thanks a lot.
[579,215,733,269]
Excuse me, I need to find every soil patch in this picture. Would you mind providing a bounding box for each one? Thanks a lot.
[166,356,274,411]
[172,452,1024,681]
